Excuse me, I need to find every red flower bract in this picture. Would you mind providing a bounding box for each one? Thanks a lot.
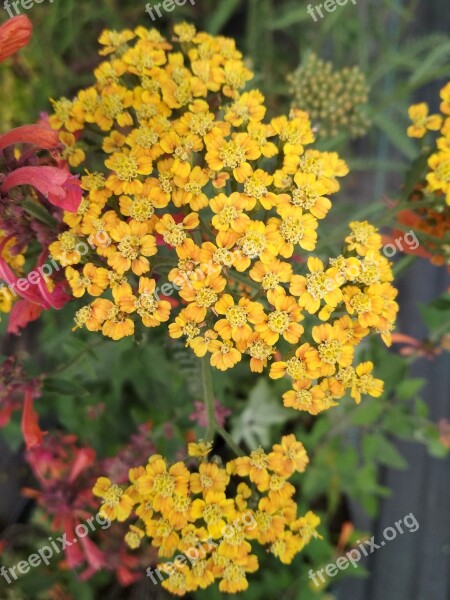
[0,15,32,63]
[0,124,60,152]
[2,166,83,212]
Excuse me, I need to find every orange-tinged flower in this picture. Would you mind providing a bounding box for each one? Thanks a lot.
[268,435,309,477]
[407,103,442,138]
[106,221,156,275]
[255,289,304,345]
[190,462,229,495]
[93,477,133,522]
[228,448,270,491]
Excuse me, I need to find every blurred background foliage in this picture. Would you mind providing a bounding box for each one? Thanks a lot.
[0,1,449,599]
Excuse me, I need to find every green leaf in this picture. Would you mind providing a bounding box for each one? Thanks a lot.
[396,378,426,400]
[409,40,450,85]
[230,379,290,449]
[350,400,384,425]
[373,112,417,160]
[363,434,408,469]
[206,0,241,34]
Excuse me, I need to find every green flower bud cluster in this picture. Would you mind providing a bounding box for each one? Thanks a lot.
[288,52,371,139]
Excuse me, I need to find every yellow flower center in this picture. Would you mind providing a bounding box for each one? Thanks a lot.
[125,531,142,549]
[74,306,92,327]
[285,357,307,379]
[212,248,234,267]
[223,563,246,583]
[294,389,313,408]
[244,177,268,199]
[104,484,123,506]
[156,519,174,538]
[248,340,273,360]
[172,494,191,512]
[153,472,175,497]
[226,305,248,327]
[183,321,201,338]
[189,112,214,136]
[279,217,305,244]
[114,155,138,181]
[118,235,141,259]
[255,511,273,532]
[159,173,173,194]
[351,223,373,244]
[130,198,155,222]
[52,98,73,123]
[269,474,285,491]
[185,182,202,195]
[336,366,356,387]
[218,205,239,226]
[164,224,186,247]
[135,127,159,148]
[135,293,158,318]
[261,272,280,291]
[358,260,381,285]
[219,141,246,169]
[59,232,77,252]
[268,310,290,334]
[196,287,218,308]
[435,158,450,182]
[298,155,323,176]
[308,271,332,298]
[83,172,106,191]
[200,474,213,489]
[318,339,342,364]
[77,197,90,215]
[137,103,158,121]
[202,502,223,524]
[175,81,193,105]
[80,275,92,288]
[349,293,371,313]
[271,538,286,558]
[106,306,128,323]
[292,185,317,209]
[239,232,267,258]
[357,373,376,393]
[102,94,124,119]
[249,448,269,470]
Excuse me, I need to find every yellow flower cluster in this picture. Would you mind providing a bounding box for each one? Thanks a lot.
[0,233,24,315]
[407,82,450,205]
[49,24,397,413]
[93,435,321,596]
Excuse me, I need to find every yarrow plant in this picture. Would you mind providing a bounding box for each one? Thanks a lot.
[40,23,401,595]
[93,436,321,595]
[48,23,398,418]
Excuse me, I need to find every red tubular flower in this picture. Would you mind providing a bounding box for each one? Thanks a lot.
[21,386,46,450]
[0,15,32,63]
[0,124,60,152]
[2,166,82,212]
[7,300,44,335]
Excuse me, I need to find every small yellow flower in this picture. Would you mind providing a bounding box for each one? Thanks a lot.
[93,477,133,522]
[407,103,442,138]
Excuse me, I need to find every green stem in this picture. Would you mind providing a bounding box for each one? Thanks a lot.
[200,356,244,456]
[201,355,216,443]
[216,424,245,457]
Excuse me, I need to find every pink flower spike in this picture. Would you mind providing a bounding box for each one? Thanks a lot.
[2,166,82,212]
[0,125,60,152]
